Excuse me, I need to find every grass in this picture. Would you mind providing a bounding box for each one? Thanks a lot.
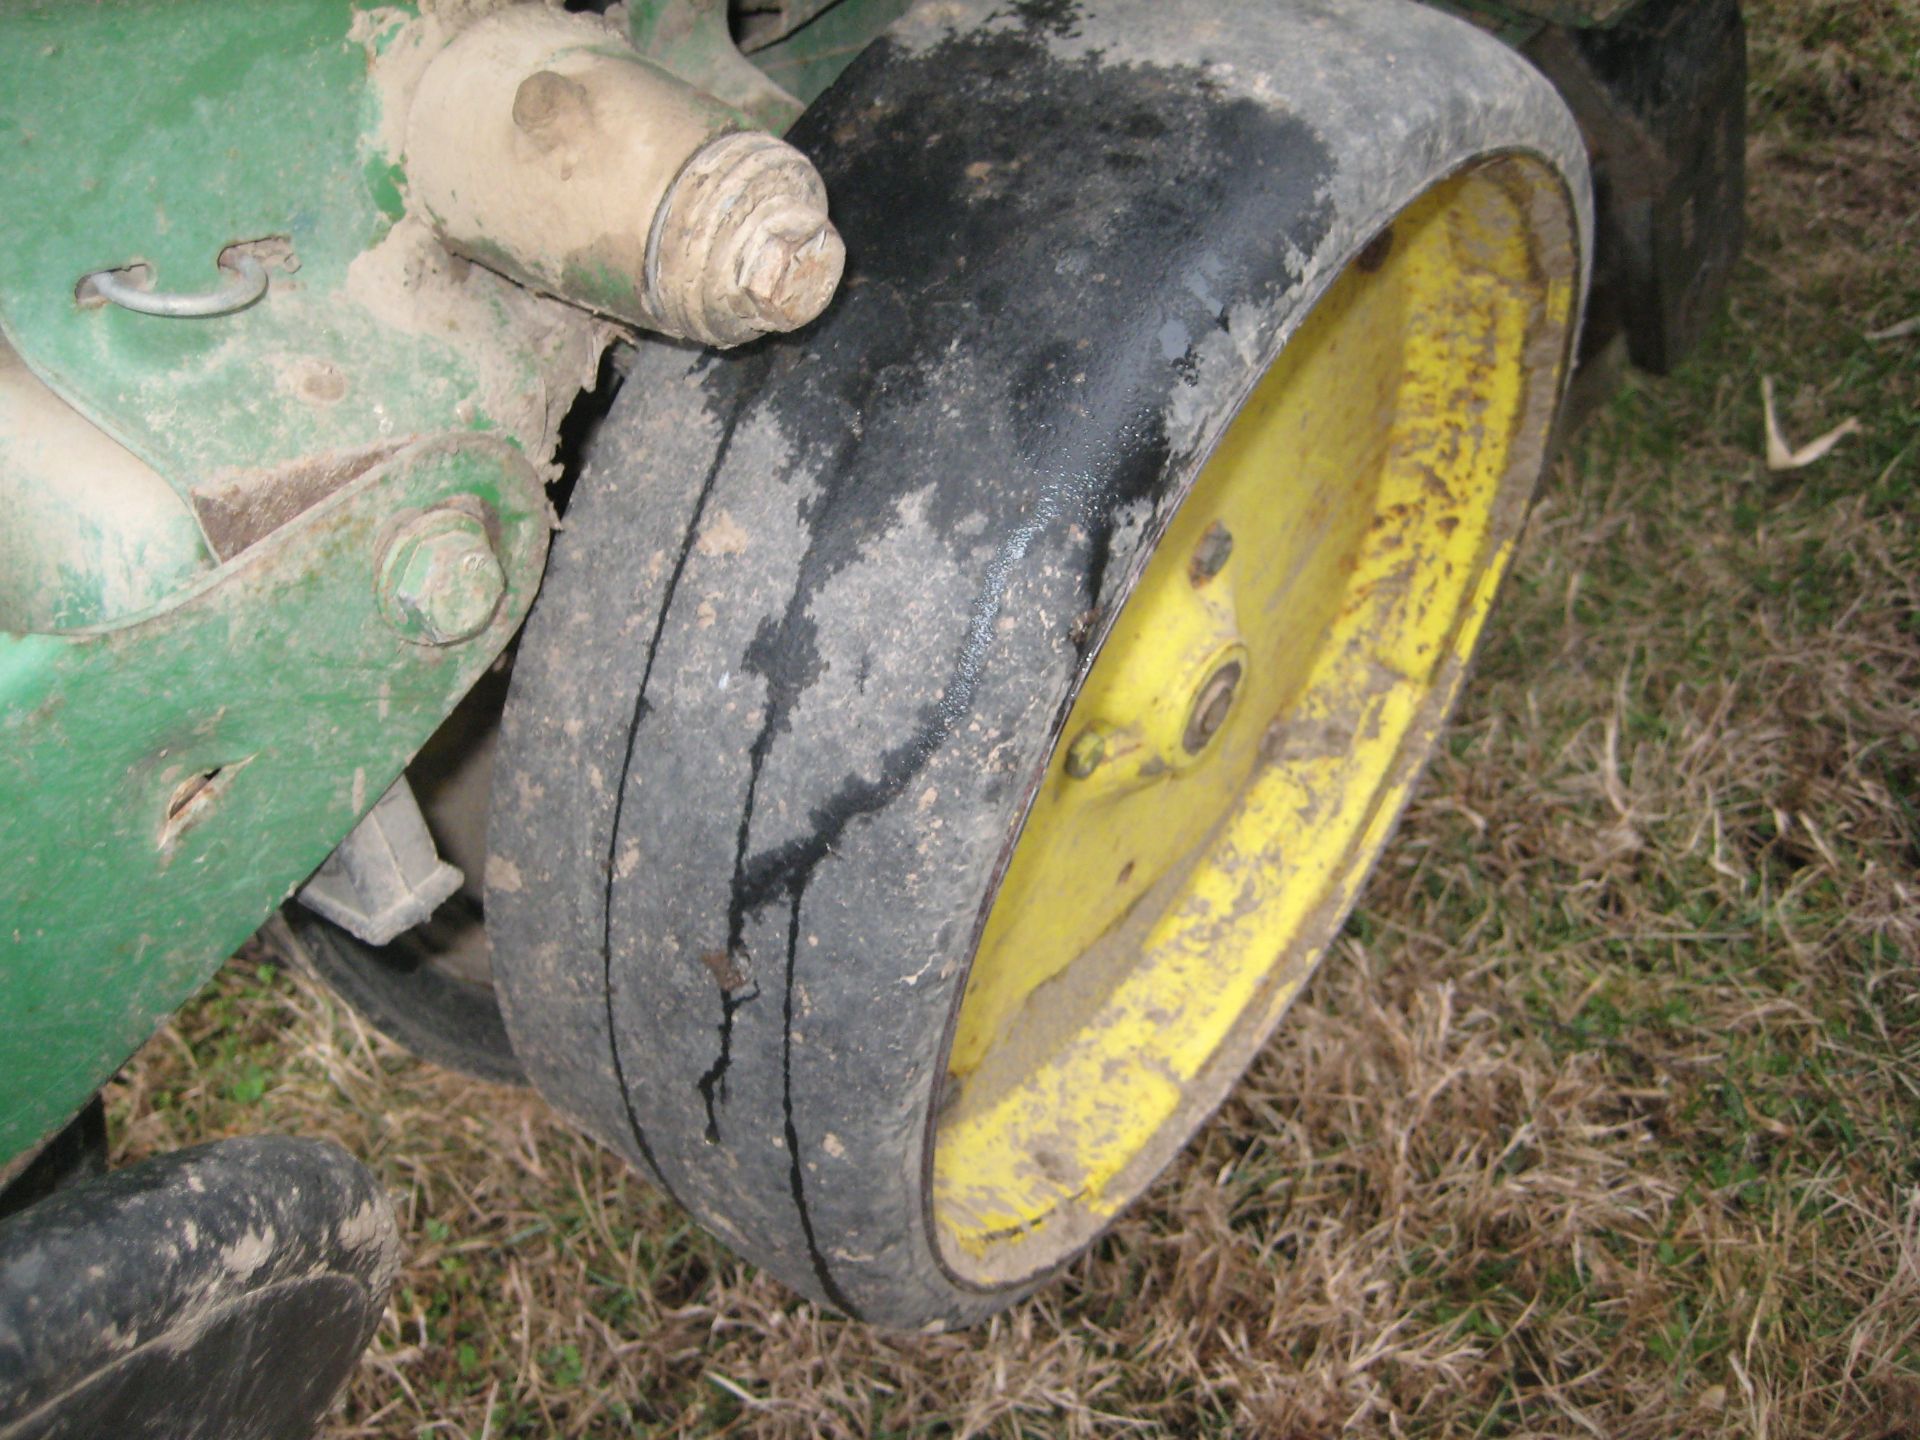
[107,3,1920,1434]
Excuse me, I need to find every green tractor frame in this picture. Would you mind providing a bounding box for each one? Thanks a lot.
[0,0,1745,1431]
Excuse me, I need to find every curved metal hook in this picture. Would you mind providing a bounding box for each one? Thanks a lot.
[82,253,269,319]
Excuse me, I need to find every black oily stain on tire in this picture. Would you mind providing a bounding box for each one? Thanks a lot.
[705,14,1338,846]
[615,8,1337,1315]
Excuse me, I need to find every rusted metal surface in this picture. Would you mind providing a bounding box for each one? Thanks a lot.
[191,444,405,562]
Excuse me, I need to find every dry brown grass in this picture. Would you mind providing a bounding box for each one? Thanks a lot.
[108,2,1920,1434]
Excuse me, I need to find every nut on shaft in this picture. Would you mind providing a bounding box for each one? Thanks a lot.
[404,6,842,348]
[650,131,847,347]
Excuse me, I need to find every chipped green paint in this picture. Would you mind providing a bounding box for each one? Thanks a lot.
[560,255,650,320]
[0,343,213,632]
[0,435,548,1162]
[0,476,208,633]
[364,157,410,224]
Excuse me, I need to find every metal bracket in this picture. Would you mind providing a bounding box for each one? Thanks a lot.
[0,432,549,1162]
[296,777,463,947]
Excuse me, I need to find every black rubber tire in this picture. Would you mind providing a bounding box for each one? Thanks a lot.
[0,1136,398,1440]
[0,1099,105,1224]
[284,898,524,1087]
[490,0,1590,1328]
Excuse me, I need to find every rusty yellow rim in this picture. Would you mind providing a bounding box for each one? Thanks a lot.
[932,156,1578,1284]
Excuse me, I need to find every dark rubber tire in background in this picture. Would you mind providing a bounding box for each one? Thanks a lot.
[0,1136,398,1440]
[281,667,525,1088]
[284,900,524,1088]
[489,0,1590,1328]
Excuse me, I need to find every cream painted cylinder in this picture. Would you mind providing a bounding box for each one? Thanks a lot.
[404,6,842,347]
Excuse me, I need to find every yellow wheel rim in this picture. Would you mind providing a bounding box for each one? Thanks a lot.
[932,156,1579,1284]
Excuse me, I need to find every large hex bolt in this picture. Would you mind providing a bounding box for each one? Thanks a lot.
[377,509,507,647]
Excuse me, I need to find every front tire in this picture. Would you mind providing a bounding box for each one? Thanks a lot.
[0,1137,397,1440]
[491,0,1589,1328]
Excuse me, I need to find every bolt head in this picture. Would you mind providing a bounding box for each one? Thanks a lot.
[379,509,506,646]
[657,132,847,346]
[734,207,847,333]
[1064,729,1109,780]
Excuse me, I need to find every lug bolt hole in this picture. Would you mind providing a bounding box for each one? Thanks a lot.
[1183,661,1242,755]
[1356,225,1396,273]
[1064,730,1108,780]
[1188,521,1234,587]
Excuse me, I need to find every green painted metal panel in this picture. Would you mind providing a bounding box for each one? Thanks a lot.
[0,0,566,494]
[0,340,214,632]
[0,435,548,1162]
[628,0,806,131]
[742,0,913,106]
